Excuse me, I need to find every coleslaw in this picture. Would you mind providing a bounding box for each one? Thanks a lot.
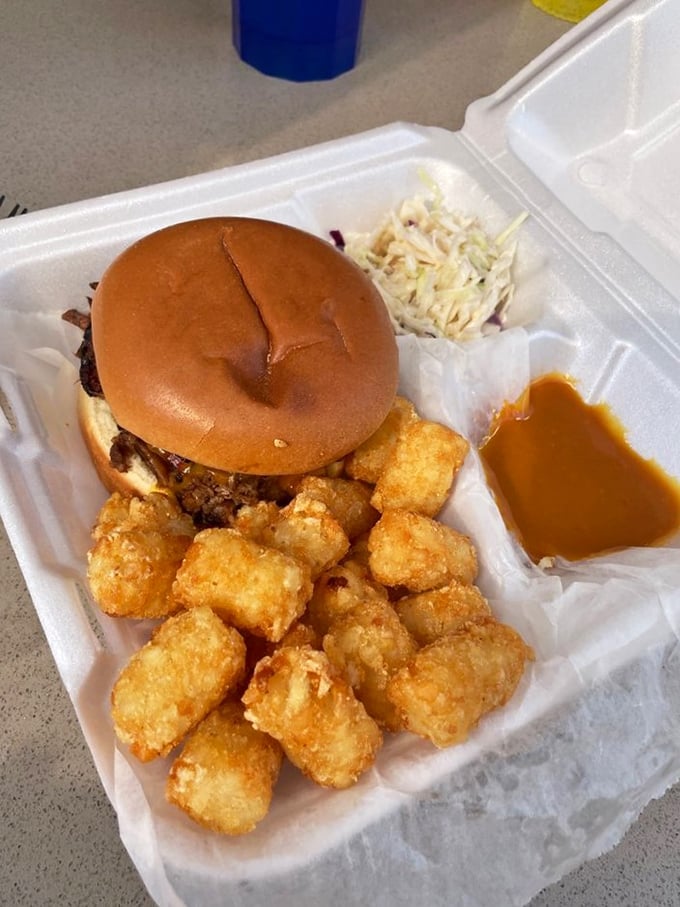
[337,179,528,341]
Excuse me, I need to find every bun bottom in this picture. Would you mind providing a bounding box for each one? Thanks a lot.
[77,388,158,497]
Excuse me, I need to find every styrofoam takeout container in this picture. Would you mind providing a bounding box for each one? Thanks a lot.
[2,0,680,904]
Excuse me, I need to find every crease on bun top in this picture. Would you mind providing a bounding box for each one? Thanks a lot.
[216,221,353,408]
[88,216,400,476]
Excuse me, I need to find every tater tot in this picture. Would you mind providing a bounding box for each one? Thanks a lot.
[296,475,379,540]
[173,528,312,641]
[345,396,419,483]
[394,580,493,645]
[322,599,417,730]
[166,700,283,835]
[386,618,534,748]
[238,619,321,692]
[242,645,382,788]
[232,501,280,540]
[88,493,195,618]
[94,492,196,539]
[307,561,389,637]
[371,420,470,517]
[111,606,246,761]
[277,619,320,650]
[91,492,134,540]
[368,510,478,592]
[259,494,350,580]
[277,459,347,497]
[234,496,348,581]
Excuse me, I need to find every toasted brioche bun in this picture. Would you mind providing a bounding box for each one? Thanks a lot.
[90,216,399,476]
[77,388,157,497]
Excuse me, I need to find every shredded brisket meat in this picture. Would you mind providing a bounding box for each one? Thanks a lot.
[75,322,103,396]
[109,429,174,483]
[62,298,103,397]
[61,308,90,332]
[109,429,288,528]
[170,467,284,529]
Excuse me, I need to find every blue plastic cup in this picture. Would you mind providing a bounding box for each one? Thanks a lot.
[232,0,365,82]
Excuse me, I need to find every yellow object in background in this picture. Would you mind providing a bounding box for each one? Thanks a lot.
[532,0,606,22]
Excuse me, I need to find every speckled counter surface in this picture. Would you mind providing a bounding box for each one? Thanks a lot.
[1,1,678,905]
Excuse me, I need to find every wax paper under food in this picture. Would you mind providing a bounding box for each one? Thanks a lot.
[14,328,680,907]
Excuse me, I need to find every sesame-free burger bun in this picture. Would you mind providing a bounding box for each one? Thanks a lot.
[77,387,158,496]
[90,217,399,475]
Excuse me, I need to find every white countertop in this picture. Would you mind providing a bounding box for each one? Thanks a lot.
[1,1,678,904]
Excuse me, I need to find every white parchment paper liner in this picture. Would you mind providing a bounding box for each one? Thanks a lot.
[7,326,680,907]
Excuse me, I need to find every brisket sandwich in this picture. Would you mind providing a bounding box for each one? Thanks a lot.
[63,216,398,527]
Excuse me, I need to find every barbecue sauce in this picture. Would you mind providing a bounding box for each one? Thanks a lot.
[479,373,680,562]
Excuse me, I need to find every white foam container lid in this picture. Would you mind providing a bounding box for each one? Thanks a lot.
[2,1,680,904]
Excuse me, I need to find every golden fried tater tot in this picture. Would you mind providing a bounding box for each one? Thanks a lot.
[111,606,246,761]
[242,645,382,788]
[345,396,419,483]
[173,528,312,641]
[91,492,133,540]
[232,501,280,540]
[322,599,417,730]
[277,459,347,497]
[237,620,321,695]
[277,619,320,650]
[88,493,195,618]
[386,618,534,748]
[234,496,348,581]
[166,700,283,835]
[368,510,478,592]
[307,561,389,637]
[371,420,469,517]
[259,494,350,580]
[93,492,195,538]
[296,475,379,540]
[394,580,493,646]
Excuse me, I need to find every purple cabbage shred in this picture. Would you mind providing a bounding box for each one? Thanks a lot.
[330,229,345,251]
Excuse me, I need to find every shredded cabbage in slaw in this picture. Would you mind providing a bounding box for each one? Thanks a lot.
[341,179,528,341]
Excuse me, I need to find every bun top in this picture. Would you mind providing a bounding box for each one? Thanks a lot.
[91,216,399,475]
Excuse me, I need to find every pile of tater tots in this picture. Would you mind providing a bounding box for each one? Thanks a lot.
[87,396,534,835]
